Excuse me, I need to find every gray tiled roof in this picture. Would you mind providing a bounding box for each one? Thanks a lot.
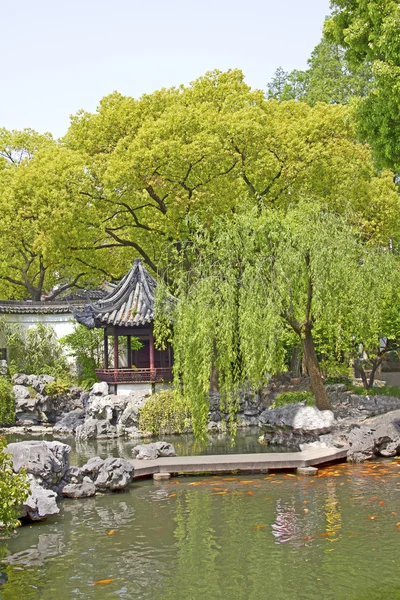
[75,259,158,329]
[0,290,106,315]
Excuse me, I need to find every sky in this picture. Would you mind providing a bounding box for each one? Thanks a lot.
[1,0,330,138]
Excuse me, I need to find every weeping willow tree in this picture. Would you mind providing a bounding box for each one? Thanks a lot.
[155,203,400,436]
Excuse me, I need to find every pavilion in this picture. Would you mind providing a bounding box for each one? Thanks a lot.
[75,259,173,394]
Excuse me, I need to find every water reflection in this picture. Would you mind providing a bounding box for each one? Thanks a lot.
[4,534,65,567]
[1,465,400,599]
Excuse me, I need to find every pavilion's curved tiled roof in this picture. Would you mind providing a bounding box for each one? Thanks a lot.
[74,259,158,329]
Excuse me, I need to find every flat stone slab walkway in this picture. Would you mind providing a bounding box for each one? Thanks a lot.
[132,447,348,479]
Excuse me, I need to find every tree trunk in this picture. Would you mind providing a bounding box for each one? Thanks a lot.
[302,328,331,410]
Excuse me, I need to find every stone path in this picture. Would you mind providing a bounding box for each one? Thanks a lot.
[132,447,348,478]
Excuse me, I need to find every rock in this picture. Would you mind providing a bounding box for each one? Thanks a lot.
[39,374,55,385]
[79,457,134,491]
[12,374,30,386]
[6,440,71,487]
[75,417,98,440]
[80,456,105,479]
[53,410,85,435]
[61,477,96,498]
[13,385,31,401]
[297,466,318,476]
[153,442,176,457]
[132,441,176,459]
[90,382,109,396]
[21,479,59,521]
[347,410,400,462]
[153,472,171,480]
[260,405,335,432]
[299,441,329,451]
[0,360,7,376]
[132,444,159,460]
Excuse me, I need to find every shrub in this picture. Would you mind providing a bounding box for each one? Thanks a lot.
[272,391,315,408]
[0,437,30,533]
[0,377,15,425]
[139,390,191,435]
[1,322,68,377]
[348,384,400,398]
[45,379,71,397]
[324,375,352,385]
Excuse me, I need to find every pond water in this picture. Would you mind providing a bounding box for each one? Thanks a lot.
[1,459,400,599]
[3,428,293,466]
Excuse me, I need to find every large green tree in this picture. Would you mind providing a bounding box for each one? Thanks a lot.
[0,129,112,299]
[162,204,400,435]
[64,70,400,278]
[325,0,400,170]
[267,36,371,105]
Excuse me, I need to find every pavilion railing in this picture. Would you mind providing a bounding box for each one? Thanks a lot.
[95,367,173,384]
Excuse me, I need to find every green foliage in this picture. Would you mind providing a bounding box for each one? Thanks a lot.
[267,37,371,105]
[0,437,29,533]
[160,203,400,435]
[324,375,352,386]
[321,357,352,380]
[45,379,71,397]
[325,0,400,170]
[272,391,315,407]
[61,324,104,383]
[139,390,191,436]
[62,69,399,279]
[348,384,400,398]
[1,322,68,377]
[0,376,15,425]
[0,128,100,300]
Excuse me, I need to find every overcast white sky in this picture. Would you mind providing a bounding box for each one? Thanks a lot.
[1,0,330,138]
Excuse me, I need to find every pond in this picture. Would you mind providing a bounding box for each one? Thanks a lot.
[1,457,400,599]
[3,428,293,466]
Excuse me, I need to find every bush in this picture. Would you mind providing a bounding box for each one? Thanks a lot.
[272,391,315,408]
[1,322,68,377]
[0,437,30,533]
[139,390,191,435]
[0,377,15,425]
[348,384,400,398]
[45,379,71,397]
[324,375,352,385]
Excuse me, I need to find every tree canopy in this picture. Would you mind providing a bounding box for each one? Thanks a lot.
[325,0,400,170]
[63,70,400,279]
[0,70,399,301]
[0,130,104,299]
[161,204,400,435]
[267,36,372,105]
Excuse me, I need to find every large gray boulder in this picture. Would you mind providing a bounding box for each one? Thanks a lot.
[76,391,149,439]
[53,410,85,435]
[7,440,70,488]
[12,374,30,386]
[259,404,335,447]
[21,479,59,521]
[61,477,96,499]
[80,456,134,491]
[13,385,31,402]
[260,404,334,431]
[347,410,400,462]
[90,382,109,396]
[132,442,176,459]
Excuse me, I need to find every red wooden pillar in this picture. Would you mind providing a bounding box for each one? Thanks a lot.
[104,329,109,369]
[113,334,119,369]
[149,328,155,380]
